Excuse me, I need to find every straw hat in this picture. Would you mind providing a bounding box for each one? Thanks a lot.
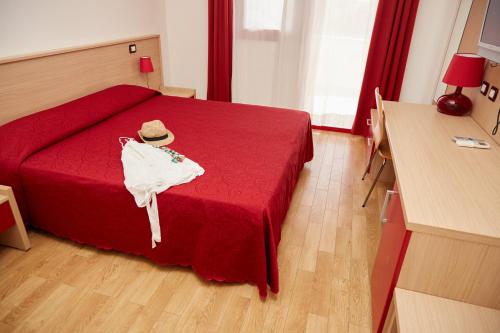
[138,120,174,146]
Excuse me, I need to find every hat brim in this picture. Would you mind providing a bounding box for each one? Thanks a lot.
[138,129,175,147]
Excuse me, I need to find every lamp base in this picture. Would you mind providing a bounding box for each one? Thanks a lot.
[437,87,472,116]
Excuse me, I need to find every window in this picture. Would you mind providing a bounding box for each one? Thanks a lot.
[243,0,285,31]
[235,0,285,40]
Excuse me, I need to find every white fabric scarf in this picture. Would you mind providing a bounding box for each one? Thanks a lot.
[120,138,205,248]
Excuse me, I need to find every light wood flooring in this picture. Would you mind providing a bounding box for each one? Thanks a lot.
[0,130,391,332]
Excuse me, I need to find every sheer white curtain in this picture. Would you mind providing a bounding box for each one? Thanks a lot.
[233,0,378,129]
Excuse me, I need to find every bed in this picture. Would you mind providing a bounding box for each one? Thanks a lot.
[0,84,313,296]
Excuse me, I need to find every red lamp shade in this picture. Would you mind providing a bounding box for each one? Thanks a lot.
[437,53,485,116]
[442,53,485,87]
[139,56,154,73]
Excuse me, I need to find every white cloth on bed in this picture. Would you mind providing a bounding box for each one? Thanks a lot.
[120,138,204,248]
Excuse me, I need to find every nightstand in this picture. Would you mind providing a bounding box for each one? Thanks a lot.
[159,86,196,98]
[0,185,30,251]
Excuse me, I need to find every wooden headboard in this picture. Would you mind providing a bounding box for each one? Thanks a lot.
[0,35,163,125]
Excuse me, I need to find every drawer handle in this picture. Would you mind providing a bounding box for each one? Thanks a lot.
[380,190,396,223]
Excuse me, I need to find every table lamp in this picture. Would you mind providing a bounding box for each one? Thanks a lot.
[437,53,485,116]
[139,56,154,88]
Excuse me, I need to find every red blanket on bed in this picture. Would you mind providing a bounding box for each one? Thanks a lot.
[0,85,313,296]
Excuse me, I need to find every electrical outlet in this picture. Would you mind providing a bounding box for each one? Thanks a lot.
[488,86,498,102]
[480,81,489,95]
[129,44,137,54]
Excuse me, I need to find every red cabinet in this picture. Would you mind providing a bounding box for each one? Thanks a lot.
[0,201,16,233]
[371,182,412,333]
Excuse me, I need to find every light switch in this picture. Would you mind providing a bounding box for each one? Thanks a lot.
[129,44,137,54]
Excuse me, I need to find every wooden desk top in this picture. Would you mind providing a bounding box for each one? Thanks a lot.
[394,288,500,333]
[384,101,500,246]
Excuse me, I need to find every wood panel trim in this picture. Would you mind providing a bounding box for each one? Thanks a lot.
[0,35,164,125]
[0,34,160,64]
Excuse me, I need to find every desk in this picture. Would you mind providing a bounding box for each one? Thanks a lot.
[371,101,500,332]
[384,101,500,244]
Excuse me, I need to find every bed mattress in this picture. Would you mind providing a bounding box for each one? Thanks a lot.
[0,85,313,296]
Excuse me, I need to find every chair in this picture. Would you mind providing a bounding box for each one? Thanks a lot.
[361,87,392,207]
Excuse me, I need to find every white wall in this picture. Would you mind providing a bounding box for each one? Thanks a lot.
[0,0,467,105]
[399,0,462,104]
[0,0,170,89]
[0,0,163,57]
[163,0,208,99]
[0,0,209,99]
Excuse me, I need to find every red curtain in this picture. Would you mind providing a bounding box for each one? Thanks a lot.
[207,0,233,102]
[351,0,420,137]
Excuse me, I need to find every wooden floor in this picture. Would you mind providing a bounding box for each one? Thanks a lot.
[0,130,390,333]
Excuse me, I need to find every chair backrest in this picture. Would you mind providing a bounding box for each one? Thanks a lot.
[372,87,386,150]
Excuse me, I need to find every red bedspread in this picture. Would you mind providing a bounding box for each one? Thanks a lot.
[0,85,313,296]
